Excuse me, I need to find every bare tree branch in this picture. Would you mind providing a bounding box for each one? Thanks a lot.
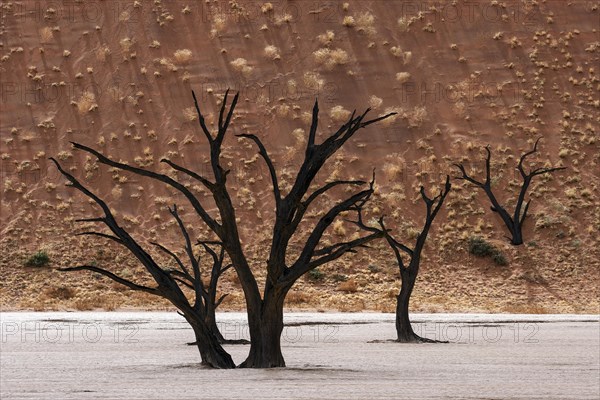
[160,158,214,190]
[68,143,221,235]
[236,133,281,207]
[59,265,161,295]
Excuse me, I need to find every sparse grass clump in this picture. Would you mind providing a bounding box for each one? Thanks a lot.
[303,71,325,90]
[230,58,253,77]
[44,286,75,300]
[76,91,98,114]
[468,236,508,266]
[396,72,411,84]
[330,105,351,123]
[317,30,335,45]
[369,95,383,109]
[313,48,349,70]
[337,279,358,293]
[25,251,50,267]
[264,45,281,60]
[173,49,193,64]
[307,268,325,282]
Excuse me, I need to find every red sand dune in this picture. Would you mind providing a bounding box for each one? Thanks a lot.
[1,1,598,313]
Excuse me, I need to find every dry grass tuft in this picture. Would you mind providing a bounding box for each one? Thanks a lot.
[332,219,347,237]
[337,279,358,293]
[211,14,227,36]
[342,16,355,27]
[313,48,349,70]
[286,291,310,304]
[303,71,325,90]
[356,12,376,36]
[383,163,403,181]
[73,297,96,311]
[230,58,253,77]
[173,49,193,64]
[119,37,134,53]
[396,72,411,84]
[183,107,197,121]
[39,27,53,42]
[330,105,351,123]
[43,286,76,300]
[264,45,281,60]
[317,30,335,45]
[76,91,98,114]
[369,95,383,109]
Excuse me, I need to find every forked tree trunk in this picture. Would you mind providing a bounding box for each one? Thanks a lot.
[186,315,236,369]
[510,225,524,246]
[239,291,286,368]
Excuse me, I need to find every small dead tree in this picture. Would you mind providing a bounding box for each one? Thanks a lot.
[358,177,451,342]
[454,139,565,245]
[51,158,235,368]
[64,89,395,368]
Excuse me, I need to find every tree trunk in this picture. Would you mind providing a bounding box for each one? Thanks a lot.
[239,294,286,368]
[204,308,226,344]
[187,316,236,369]
[395,271,420,343]
[510,225,524,246]
[395,269,446,344]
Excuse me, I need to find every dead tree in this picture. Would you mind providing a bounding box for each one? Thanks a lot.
[358,177,451,342]
[187,241,248,345]
[65,89,396,368]
[454,138,565,245]
[50,158,235,368]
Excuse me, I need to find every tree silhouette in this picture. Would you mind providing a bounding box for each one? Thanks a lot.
[358,177,451,342]
[454,138,565,245]
[57,90,395,367]
[51,160,235,368]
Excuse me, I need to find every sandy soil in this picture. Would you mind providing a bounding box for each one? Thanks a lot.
[1,312,599,399]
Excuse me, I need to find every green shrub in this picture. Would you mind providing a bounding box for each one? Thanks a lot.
[491,252,508,266]
[468,237,496,257]
[307,268,324,282]
[25,251,50,267]
[332,273,348,282]
[468,236,508,266]
[368,264,381,273]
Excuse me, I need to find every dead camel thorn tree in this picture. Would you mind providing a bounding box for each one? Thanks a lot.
[62,89,396,368]
[357,176,451,343]
[50,158,236,368]
[453,138,566,245]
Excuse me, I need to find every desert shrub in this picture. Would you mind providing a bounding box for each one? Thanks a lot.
[332,273,348,282]
[25,251,50,267]
[468,236,508,266]
[307,268,324,282]
[368,264,381,273]
[491,252,508,266]
[468,237,496,257]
